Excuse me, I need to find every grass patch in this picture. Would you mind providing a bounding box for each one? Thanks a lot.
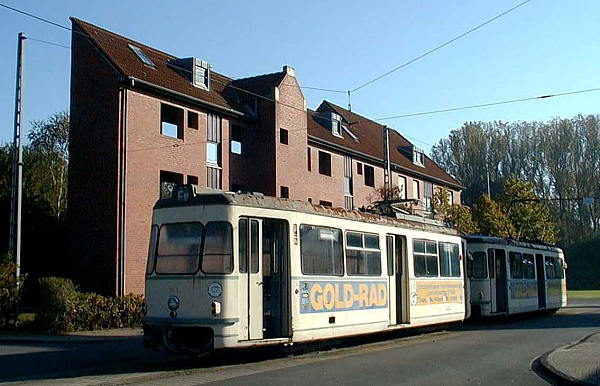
[568,290,600,299]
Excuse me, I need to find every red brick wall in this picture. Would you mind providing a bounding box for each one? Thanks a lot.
[67,26,121,295]
[124,90,230,294]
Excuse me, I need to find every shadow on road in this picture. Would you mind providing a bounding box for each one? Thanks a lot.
[2,299,598,383]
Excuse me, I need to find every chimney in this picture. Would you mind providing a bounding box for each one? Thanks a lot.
[283,65,296,77]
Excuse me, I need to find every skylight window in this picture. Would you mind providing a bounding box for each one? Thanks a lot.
[128,44,155,68]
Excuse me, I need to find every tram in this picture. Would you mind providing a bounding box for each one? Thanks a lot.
[143,185,469,353]
[466,236,567,317]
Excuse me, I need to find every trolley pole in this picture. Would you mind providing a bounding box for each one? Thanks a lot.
[9,32,26,281]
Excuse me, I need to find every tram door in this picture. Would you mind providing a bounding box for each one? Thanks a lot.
[240,218,263,340]
[386,235,408,325]
[494,249,508,313]
[535,254,546,308]
[487,249,497,312]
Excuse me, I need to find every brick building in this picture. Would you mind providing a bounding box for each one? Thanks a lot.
[67,18,463,296]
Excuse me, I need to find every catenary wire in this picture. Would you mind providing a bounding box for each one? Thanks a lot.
[350,0,534,93]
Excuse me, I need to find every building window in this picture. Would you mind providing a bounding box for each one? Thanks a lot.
[448,191,454,205]
[207,167,221,190]
[364,165,374,187]
[308,198,313,204]
[159,170,183,199]
[187,111,198,129]
[280,186,289,198]
[187,175,198,185]
[307,147,311,171]
[413,239,438,277]
[424,181,433,212]
[206,142,219,165]
[398,176,407,199]
[129,44,155,68]
[206,113,222,190]
[160,104,183,139]
[318,151,331,176]
[413,147,425,166]
[331,112,343,137]
[413,180,420,199]
[280,128,288,145]
[231,125,243,155]
[300,225,344,276]
[357,162,363,175]
[319,200,332,207]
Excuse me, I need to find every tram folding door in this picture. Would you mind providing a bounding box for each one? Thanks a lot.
[243,218,263,340]
[386,234,408,325]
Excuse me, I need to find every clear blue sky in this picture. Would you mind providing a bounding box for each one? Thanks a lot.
[1,0,599,151]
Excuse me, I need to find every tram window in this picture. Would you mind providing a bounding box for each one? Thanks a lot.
[471,252,487,279]
[413,240,438,277]
[238,219,248,273]
[439,242,461,277]
[156,222,203,274]
[250,220,259,273]
[555,258,565,279]
[346,231,381,276]
[300,225,344,276]
[523,253,535,279]
[509,252,523,279]
[201,222,233,274]
[487,250,495,278]
[146,225,159,275]
[545,256,556,279]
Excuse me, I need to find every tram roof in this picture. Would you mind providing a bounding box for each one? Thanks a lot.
[465,235,562,253]
[155,186,459,236]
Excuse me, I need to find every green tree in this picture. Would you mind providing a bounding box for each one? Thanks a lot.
[471,194,514,238]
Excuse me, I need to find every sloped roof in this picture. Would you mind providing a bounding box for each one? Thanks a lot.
[307,101,462,188]
[231,72,286,98]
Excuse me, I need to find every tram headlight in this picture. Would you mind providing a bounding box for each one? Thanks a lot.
[167,295,180,311]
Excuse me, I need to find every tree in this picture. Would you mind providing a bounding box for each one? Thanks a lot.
[471,194,514,238]
[432,187,478,234]
[27,111,69,218]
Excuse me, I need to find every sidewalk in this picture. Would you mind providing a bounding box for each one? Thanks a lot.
[540,331,600,385]
[0,327,143,343]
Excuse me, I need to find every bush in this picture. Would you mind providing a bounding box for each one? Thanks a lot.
[37,277,143,332]
[0,253,26,328]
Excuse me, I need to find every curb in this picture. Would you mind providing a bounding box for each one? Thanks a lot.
[0,331,143,344]
[537,332,600,386]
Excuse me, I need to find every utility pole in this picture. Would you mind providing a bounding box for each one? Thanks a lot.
[486,170,491,197]
[9,32,25,280]
[383,125,391,202]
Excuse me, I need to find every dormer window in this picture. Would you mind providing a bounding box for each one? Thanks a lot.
[413,147,425,166]
[169,57,210,90]
[331,112,343,138]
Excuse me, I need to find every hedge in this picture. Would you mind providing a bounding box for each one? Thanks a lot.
[0,253,26,328]
[38,277,143,332]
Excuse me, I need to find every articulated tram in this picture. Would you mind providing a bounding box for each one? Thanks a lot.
[144,186,469,352]
[143,186,566,353]
[466,236,567,317]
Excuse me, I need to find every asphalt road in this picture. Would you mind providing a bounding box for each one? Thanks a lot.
[1,298,598,385]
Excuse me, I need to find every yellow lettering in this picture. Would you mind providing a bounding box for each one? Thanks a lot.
[310,284,323,311]
[368,284,378,306]
[377,284,387,306]
[334,284,345,309]
[358,284,368,307]
[323,283,335,310]
[344,284,354,308]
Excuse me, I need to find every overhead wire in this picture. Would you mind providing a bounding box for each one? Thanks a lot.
[350,0,534,93]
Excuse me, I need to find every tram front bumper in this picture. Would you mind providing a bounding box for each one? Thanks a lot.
[143,321,215,352]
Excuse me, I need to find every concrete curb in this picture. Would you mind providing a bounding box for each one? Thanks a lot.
[538,332,600,386]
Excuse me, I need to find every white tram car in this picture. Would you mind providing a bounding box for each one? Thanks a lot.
[466,236,567,317]
[143,186,469,352]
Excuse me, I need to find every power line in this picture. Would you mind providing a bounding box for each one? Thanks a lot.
[28,36,70,49]
[375,87,600,121]
[351,0,534,93]
[0,3,70,30]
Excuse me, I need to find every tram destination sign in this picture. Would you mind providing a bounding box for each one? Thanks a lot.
[299,280,388,313]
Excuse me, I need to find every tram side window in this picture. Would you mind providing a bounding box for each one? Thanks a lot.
[439,242,461,277]
[555,258,565,279]
[146,225,159,275]
[238,219,248,273]
[202,222,233,274]
[471,252,487,279]
[156,222,203,274]
[300,225,344,276]
[414,240,438,277]
[523,253,535,279]
[346,232,382,276]
[509,252,523,279]
[545,256,556,279]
